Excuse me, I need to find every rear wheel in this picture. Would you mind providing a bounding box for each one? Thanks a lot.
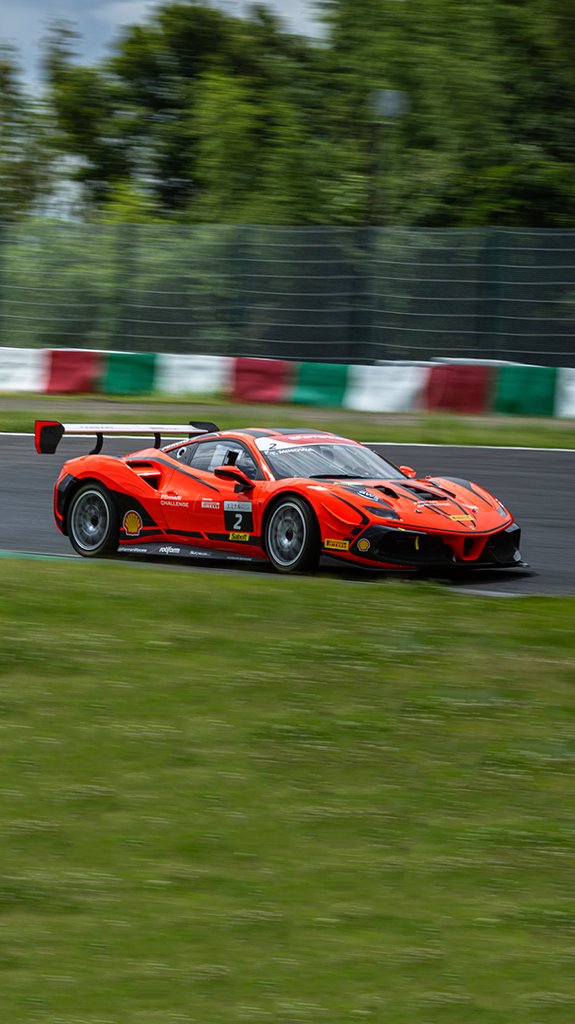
[67,484,119,557]
[264,497,319,574]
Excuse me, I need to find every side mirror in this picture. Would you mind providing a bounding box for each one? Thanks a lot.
[214,466,255,490]
[400,466,417,479]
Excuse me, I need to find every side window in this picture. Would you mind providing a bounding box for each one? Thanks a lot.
[189,441,229,472]
[234,448,258,480]
[189,441,259,479]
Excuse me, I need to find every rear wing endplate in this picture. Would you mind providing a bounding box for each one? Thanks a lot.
[35,420,219,455]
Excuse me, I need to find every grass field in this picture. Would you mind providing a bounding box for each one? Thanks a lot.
[1,560,575,1022]
[2,393,575,448]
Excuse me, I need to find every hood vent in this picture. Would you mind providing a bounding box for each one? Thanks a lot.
[398,485,450,501]
[374,486,401,499]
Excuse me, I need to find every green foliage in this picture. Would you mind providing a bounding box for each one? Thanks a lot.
[0,0,573,226]
[320,0,575,225]
[0,46,55,220]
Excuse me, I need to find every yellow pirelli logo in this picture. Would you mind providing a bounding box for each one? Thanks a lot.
[324,538,350,552]
[450,515,474,522]
[229,532,250,542]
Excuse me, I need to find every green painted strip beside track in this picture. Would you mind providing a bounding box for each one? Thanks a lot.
[0,549,76,560]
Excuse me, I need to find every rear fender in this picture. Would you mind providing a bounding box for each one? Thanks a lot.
[56,457,168,535]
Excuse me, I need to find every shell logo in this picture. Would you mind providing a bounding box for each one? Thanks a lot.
[123,511,143,537]
[357,538,371,553]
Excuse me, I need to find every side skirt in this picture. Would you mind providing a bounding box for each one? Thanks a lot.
[116,542,265,564]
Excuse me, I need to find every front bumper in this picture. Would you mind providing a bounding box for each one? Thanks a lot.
[347,523,523,569]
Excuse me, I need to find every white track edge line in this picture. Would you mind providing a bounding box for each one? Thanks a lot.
[364,442,575,452]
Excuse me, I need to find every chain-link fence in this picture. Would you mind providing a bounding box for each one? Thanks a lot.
[1,223,574,366]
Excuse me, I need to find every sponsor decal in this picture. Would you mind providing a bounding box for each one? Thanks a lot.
[202,500,220,509]
[229,532,250,542]
[224,501,252,512]
[357,538,371,553]
[325,538,350,552]
[123,511,143,537]
[415,501,448,513]
[450,515,474,523]
[358,489,383,502]
[161,500,189,507]
[119,544,224,560]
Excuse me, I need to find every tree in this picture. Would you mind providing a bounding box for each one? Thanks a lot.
[319,0,575,226]
[42,3,323,218]
[38,0,575,227]
[43,21,134,207]
[0,45,55,219]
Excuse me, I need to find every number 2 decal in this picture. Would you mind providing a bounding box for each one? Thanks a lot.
[223,501,254,533]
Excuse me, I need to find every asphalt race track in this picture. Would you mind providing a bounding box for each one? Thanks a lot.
[1,433,573,596]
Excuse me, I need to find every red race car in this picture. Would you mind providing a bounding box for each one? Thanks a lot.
[36,420,523,574]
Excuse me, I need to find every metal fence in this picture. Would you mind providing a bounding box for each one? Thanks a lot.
[1,222,575,367]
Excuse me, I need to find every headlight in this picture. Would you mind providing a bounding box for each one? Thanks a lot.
[363,505,400,520]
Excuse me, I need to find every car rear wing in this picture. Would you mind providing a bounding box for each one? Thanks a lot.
[35,420,220,455]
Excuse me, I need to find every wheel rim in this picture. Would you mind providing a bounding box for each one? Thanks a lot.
[267,503,306,567]
[70,491,110,551]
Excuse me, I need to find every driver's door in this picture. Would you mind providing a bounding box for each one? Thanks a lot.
[162,439,264,551]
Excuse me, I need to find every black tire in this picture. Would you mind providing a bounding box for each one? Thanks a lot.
[264,496,319,574]
[66,483,119,558]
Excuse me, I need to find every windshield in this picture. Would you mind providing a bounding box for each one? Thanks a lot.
[258,441,407,481]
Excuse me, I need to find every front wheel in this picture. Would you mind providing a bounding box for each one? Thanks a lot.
[264,497,319,574]
[66,484,119,557]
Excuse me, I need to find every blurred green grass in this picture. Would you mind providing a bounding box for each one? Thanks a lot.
[1,560,575,1022]
[2,394,575,448]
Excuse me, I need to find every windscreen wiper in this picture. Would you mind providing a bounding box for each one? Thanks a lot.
[311,474,371,479]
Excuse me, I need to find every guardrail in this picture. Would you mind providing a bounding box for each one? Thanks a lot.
[2,346,575,418]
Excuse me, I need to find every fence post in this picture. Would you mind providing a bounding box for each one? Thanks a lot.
[233,224,252,358]
[348,227,375,364]
[112,223,137,351]
[476,228,504,360]
[0,222,3,348]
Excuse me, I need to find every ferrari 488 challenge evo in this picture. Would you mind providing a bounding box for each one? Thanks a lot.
[36,419,524,574]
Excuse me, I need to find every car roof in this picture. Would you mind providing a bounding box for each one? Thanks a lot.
[163,428,360,450]
[228,428,359,445]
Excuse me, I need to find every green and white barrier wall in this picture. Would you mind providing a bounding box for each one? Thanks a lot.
[2,347,575,418]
